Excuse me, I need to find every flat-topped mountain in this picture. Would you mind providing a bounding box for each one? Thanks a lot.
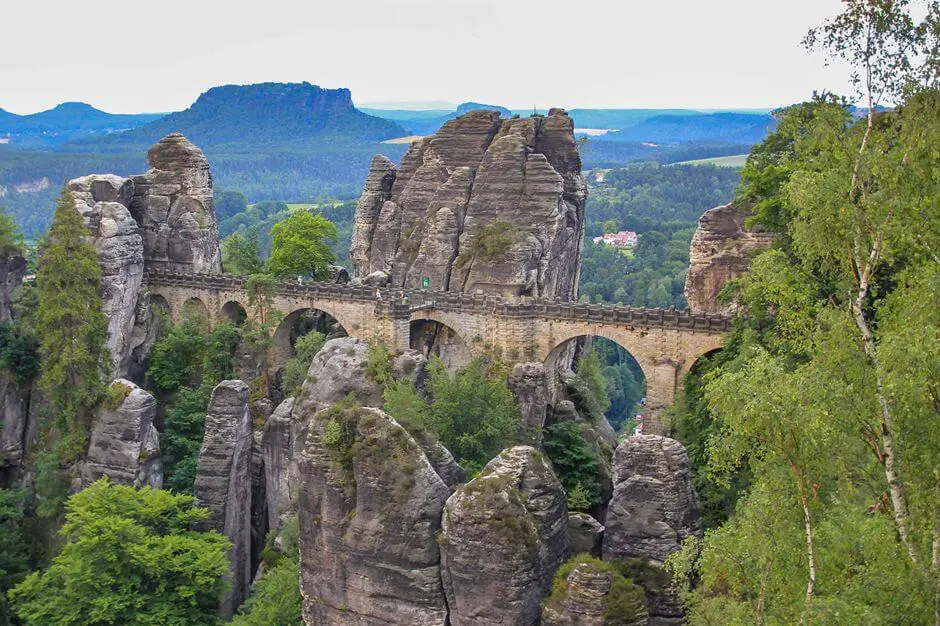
[67,82,406,151]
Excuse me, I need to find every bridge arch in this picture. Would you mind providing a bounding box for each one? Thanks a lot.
[545,334,649,433]
[272,306,349,369]
[409,310,475,371]
[221,300,248,326]
[181,297,209,323]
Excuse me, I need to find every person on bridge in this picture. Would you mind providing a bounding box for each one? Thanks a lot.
[375,288,382,300]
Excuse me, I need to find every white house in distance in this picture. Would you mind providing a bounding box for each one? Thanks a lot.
[592,230,638,248]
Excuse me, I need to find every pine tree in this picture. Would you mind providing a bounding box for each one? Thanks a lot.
[35,187,109,442]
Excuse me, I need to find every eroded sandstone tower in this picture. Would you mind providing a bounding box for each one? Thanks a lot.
[351,109,586,299]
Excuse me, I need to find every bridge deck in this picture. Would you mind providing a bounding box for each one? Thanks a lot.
[143,269,733,333]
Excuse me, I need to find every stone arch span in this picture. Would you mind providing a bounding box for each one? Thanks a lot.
[181,297,209,323]
[408,310,475,371]
[271,305,349,369]
[538,322,727,435]
[221,300,248,326]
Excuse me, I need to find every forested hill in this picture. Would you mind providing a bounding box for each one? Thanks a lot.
[0,103,163,148]
[65,83,406,152]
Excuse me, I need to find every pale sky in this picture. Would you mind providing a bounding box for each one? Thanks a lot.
[0,0,855,114]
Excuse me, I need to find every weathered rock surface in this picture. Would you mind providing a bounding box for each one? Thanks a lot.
[0,371,33,479]
[602,435,701,564]
[261,397,297,530]
[440,445,569,625]
[130,133,222,273]
[263,340,453,530]
[70,175,144,376]
[684,202,773,314]
[509,362,550,444]
[82,379,161,488]
[0,253,27,325]
[299,405,450,625]
[541,559,648,626]
[67,134,222,377]
[351,108,586,299]
[193,380,253,618]
[568,512,604,558]
[292,337,386,415]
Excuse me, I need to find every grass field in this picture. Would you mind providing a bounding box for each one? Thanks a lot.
[675,154,749,167]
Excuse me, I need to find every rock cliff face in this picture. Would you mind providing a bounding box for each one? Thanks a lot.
[0,253,27,325]
[684,202,773,314]
[262,338,440,530]
[440,446,569,625]
[69,175,144,376]
[82,379,161,488]
[67,133,221,378]
[298,405,451,625]
[509,362,551,444]
[129,133,221,273]
[603,435,701,564]
[541,559,648,626]
[351,109,586,299]
[193,380,253,619]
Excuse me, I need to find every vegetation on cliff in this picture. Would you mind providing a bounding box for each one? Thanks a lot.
[668,2,940,621]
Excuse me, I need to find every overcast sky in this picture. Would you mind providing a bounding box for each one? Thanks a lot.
[1,0,855,114]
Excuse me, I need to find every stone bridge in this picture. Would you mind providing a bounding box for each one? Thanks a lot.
[144,270,731,434]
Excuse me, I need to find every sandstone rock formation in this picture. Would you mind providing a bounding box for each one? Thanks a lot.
[351,109,586,299]
[0,372,33,480]
[440,445,569,625]
[298,405,450,625]
[541,559,648,626]
[130,133,222,273]
[568,512,604,558]
[262,339,452,531]
[82,379,161,488]
[509,362,551,443]
[0,252,27,324]
[602,435,701,564]
[69,175,144,376]
[193,380,253,618]
[684,202,773,314]
[261,397,297,530]
[67,133,222,378]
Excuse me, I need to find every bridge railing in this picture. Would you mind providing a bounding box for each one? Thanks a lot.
[143,269,733,332]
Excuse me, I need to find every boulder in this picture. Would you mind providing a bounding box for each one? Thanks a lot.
[351,109,586,300]
[684,202,773,314]
[82,379,161,489]
[193,380,253,618]
[298,405,450,624]
[440,446,569,625]
[602,435,701,564]
[568,512,604,558]
[130,133,222,273]
[541,558,648,626]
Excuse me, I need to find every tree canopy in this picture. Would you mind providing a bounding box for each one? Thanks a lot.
[8,479,230,626]
[266,211,337,280]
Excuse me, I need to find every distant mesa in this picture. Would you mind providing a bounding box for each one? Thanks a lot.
[66,82,407,151]
[0,102,163,147]
[455,101,511,116]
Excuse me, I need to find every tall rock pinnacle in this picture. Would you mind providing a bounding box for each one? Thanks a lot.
[351,108,586,300]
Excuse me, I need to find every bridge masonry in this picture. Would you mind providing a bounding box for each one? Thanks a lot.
[144,270,731,435]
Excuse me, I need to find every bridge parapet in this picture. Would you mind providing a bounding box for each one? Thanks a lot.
[143,270,733,334]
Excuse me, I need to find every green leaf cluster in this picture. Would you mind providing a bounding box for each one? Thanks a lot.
[266,212,337,280]
[383,357,520,475]
[148,318,239,493]
[34,188,109,436]
[542,420,602,511]
[8,479,230,626]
